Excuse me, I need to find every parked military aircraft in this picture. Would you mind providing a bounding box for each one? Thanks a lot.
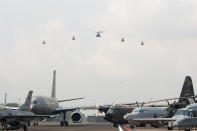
[172,103,197,131]
[0,91,50,131]
[124,76,195,129]
[124,106,167,128]
[31,70,85,126]
[103,105,137,127]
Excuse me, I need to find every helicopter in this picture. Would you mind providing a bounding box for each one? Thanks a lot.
[121,37,125,43]
[141,41,144,46]
[95,31,103,38]
[72,35,75,40]
[42,40,46,45]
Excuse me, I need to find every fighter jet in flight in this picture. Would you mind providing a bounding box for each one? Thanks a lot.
[31,70,85,126]
[0,91,50,131]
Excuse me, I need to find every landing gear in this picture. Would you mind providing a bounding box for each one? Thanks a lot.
[23,124,28,131]
[168,127,173,130]
[113,123,118,127]
[139,124,146,127]
[60,112,68,126]
[130,124,136,129]
[33,121,38,126]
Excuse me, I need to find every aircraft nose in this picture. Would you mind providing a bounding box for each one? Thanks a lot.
[124,114,131,121]
[104,113,113,121]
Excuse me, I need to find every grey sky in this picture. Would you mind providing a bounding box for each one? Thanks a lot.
[0,0,197,110]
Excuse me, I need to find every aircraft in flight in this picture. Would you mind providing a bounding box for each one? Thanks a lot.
[141,41,144,46]
[0,91,50,131]
[42,40,46,45]
[72,35,75,40]
[121,37,125,43]
[31,70,85,126]
[95,31,103,38]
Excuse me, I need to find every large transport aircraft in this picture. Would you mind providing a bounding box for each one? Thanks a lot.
[123,76,195,129]
[101,76,194,128]
[0,91,50,131]
[30,70,84,126]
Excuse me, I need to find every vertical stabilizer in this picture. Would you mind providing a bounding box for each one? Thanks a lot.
[20,91,33,111]
[51,70,56,98]
[178,76,194,103]
[4,93,7,106]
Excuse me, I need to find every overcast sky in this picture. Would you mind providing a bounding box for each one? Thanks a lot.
[0,0,197,111]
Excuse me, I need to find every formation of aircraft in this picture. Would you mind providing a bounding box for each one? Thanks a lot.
[41,30,146,45]
[0,91,50,131]
[30,70,85,126]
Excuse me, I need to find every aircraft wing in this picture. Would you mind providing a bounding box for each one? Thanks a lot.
[58,97,85,102]
[132,118,177,123]
[0,115,51,121]
[52,107,80,114]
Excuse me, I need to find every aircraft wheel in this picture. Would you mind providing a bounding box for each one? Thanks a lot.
[23,125,28,131]
[130,124,136,129]
[153,125,159,128]
[113,123,118,127]
[28,121,30,126]
[139,124,146,127]
[185,129,190,131]
[60,121,68,126]
[168,127,173,130]
[60,121,63,126]
[65,121,68,126]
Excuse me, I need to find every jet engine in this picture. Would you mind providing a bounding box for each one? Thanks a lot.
[71,112,83,123]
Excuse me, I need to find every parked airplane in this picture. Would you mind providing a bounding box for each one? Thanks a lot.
[124,106,167,128]
[124,76,195,129]
[172,103,197,131]
[0,91,50,131]
[31,70,84,126]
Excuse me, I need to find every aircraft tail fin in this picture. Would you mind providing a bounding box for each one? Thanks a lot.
[51,70,56,98]
[178,76,194,103]
[4,93,7,106]
[20,90,33,111]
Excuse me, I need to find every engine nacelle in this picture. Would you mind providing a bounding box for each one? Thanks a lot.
[71,112,83,123]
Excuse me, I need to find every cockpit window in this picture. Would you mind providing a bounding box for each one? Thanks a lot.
[133,108,141,113]
[175,109,191,116]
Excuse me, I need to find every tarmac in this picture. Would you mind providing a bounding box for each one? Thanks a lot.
[11,122,183,131]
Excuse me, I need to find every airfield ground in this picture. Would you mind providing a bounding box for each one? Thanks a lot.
[9,122,187,131]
